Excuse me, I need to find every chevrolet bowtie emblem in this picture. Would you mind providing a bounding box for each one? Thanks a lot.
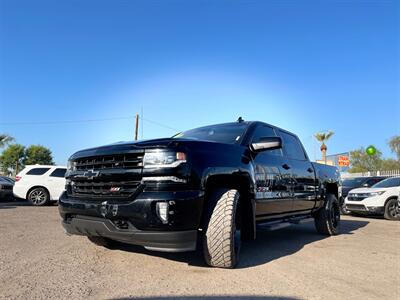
[82,170,99,179]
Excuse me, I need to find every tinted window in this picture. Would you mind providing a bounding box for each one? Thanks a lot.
[251,125,282,156]
[372,177,400,188]
[342,178,366,188]
[50,168,66,178]
[366,178,383,186]
[172,123,248,144]
[280,131,307,160]
[26,168,50,175]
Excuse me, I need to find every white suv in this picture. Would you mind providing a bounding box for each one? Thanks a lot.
[13,165,66,206]
[345,176,400,220]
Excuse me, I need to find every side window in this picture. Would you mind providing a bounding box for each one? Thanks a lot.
[26,168,50,175]
[50,168,67,178]
[367,179,379,186]
[279,131,307,160]
[251,125,282,156]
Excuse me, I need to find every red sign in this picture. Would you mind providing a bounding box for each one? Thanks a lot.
[338,155,350,167]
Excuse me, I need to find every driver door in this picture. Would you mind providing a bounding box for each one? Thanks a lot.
[251,125,294,220]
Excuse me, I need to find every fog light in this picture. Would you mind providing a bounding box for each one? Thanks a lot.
[156,202,169,224]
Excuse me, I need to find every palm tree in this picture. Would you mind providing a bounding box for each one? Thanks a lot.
[388,135,400,160]
[314,131,334,163]
[0,134,15,149]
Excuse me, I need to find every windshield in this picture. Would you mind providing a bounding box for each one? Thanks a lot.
[372,177,400,188]
[172,123,248,144]
[342,178,366,188]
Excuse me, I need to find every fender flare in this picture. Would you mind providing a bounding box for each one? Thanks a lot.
[201,167,257,240]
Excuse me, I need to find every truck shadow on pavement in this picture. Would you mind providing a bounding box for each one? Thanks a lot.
[110,219,369,269]
[113,296,300,300]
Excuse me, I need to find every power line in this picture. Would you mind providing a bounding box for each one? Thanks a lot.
[139,116,181,132]
[0,116,135,125]
[0,115,180,132]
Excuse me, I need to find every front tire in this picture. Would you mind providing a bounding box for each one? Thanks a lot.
[384,198,400,221]
[314,194,340,235]
[203,189,241,268]
[28,187,50,206]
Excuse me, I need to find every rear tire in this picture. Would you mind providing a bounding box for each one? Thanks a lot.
[28,187,50,206]
[314,194,340,235]
[203,189,241,269]
[87,236,117,249]
[384,198,400,221]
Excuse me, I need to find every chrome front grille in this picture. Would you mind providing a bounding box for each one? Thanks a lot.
[70,180,141,198]
[346,204,366,211]
[68,152,144,199]
[75,153,143,171]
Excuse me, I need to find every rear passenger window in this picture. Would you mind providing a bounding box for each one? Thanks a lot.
[280,131,307,160]
[50,168,66,178]
[26,168,50,175]
[251,125,282,156]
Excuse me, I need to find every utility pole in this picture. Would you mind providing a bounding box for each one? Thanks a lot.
[141,106,143,139]
[134,113,139,141]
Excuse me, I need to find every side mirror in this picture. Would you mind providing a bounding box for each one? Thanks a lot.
[362,183,369,187]
[251,137,282,152]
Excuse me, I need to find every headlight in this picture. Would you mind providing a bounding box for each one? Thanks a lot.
[143,151,186,168]
[368,191,385,197]
[67,160,76,171]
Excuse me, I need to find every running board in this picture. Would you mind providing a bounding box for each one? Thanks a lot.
[289,217,313,224]
[257,217,313,231]
[257,222,291,231]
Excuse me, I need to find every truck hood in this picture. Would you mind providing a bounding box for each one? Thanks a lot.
[348,187,389,194]
[69,138,233,160]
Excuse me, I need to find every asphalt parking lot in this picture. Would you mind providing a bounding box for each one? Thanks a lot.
[0,201,399,300]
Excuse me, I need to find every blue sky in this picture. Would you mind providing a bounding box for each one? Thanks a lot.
[0,0,399,165]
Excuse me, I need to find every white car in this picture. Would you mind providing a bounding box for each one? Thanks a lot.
[345,176,400,220]
[13,165,67,206]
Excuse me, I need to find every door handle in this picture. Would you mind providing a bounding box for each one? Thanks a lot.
[282,163,291,170]
[307,167,314,173]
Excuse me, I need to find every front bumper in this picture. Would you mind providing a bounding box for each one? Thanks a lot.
[62,215,197,252]
[345,203,384,214]
[344,195,385,215]
[59,190,204,252]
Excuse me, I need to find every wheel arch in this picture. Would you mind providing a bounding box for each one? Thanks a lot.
[384,196,399,207]
[314,182,339,213]
[201,173,256,240]
[26,186,51,200]
[383,196,400,220]
[325,182,339,200]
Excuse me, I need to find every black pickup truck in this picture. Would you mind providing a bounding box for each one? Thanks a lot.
[59,120,341,268]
